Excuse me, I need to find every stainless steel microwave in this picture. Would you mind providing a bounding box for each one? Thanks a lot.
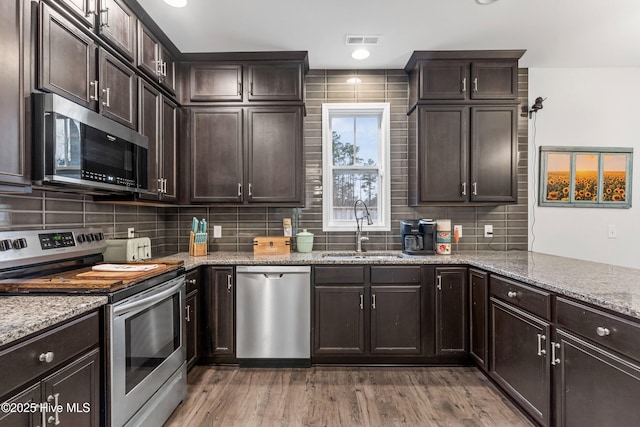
[32,92,148,194]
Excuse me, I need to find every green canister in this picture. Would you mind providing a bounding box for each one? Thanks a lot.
[296,229,314,253]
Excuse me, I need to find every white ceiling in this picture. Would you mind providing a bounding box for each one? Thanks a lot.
[136,0,640,69]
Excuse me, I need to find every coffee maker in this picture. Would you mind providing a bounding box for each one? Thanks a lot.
[400,219,436,255]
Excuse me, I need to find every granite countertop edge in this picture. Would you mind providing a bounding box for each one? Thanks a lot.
[0,296,108,348]
[159,250,640,320]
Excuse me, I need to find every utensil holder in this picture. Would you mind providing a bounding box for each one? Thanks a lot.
[189,231,207,256]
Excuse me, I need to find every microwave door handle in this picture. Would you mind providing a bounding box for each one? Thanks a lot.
[417,235,423,249]
[113,277,184,316]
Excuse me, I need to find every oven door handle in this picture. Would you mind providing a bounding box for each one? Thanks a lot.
[113,277,184,316]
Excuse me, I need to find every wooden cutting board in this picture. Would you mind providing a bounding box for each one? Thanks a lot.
[75,263,170,279]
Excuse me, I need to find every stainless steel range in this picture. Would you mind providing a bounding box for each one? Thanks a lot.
[0,228,186,427]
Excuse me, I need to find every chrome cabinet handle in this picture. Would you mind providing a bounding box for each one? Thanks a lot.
[462,77,466,92]
[187,278,197,285]
[155,60,163,77]
[99,7,109,28]
[86,0,96,17]
[47,393,60,425]
[157,178,163,193]
[372,294,376,309]
[536,334,547,356]
[237,183,242,198]
[185,304,191,322]
[461,182,467,196]
[248,183,253,197]
[360,294,364,310]
[472,182,478,196]
[507,291,517,298]
[238,81,242,96]
[162,61,167,78]
[596,326,611,337]
[249,81,254,96]
[551,342,561,365]
[227,274,232,291]
[40,402,47,427]
[436,275,442,291]
[39,351,54,363]
[102,87,110,107]
[90,80,99,101]
[163,178,168,194]
[473,77,478,92]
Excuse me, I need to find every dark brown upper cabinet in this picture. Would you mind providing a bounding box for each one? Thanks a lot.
[405,51,524,106]
[138,79,178,202]
[39,4,138,129]
[0,0,31,192]
[97,0,137,62]
[189,106,303,205]
[189,64,244,102]
[408,104,518,205]
[54,0,97,29]
[137,21,176,94]
[98,48,137,128]
[186,60,304,103]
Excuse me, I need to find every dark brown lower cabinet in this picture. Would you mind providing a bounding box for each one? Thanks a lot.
[434,267,468,357]
[313,286,365,355]
[313,265,427,362]
[469,268,488,370]
[490,298,551,427]
[554,329,640,427]
[201,267,235,363]
[185,269,201,370]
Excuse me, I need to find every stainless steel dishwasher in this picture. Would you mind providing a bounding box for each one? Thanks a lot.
[236,265,311,366]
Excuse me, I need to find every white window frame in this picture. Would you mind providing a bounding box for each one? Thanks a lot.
[322,102,391,232]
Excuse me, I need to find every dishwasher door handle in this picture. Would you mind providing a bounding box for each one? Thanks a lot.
[262,273,284,279]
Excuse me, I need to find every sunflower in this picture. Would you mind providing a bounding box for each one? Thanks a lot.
[548,179,555,185]
[612,194,622,201]
[585,191,591,198]
[606,188,612,194]
[563,187,569,195]
[561,197,569,201]
[592,196,597,201]
[548,191,559,200]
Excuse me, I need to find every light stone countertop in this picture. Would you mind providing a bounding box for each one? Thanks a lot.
[0,296,107,348]
[157,250,640,320]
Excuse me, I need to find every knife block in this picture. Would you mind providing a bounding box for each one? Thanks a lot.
[189,231,208,257]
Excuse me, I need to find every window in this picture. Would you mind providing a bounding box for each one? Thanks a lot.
[322,103,391,231]
[539,146,633,208]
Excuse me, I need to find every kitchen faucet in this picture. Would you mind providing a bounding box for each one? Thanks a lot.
[354,199,373,252]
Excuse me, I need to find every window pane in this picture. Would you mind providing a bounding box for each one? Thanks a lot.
[331,117,355,166]
[332,170,379,220]
[603,154,627,202]
[575,154,598,202]
[355,117,378,166]
[331,116,379,166]
[545,153,570,201]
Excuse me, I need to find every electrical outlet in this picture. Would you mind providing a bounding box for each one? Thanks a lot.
[484,224,493,238]
[454,225,462,237]
[213,225,222,238]
[127,227,135,238]
[608,225,617,239]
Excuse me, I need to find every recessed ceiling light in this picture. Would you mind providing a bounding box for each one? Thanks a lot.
[475,0,499,4]
[351,49,370,60]
[346,77,362,84]
[164,0,187,7]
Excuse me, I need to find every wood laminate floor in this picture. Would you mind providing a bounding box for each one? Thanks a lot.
[164,366,534,427]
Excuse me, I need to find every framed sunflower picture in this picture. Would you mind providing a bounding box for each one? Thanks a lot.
[539,146,633,208]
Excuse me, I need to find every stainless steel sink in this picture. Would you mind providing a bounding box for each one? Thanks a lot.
[320,252,404,260]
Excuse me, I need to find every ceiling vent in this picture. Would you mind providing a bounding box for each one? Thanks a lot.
[345,35,381,45]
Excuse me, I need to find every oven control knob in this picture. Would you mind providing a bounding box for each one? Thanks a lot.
[77,234,86,243]
[97,232,104,241]
[93,233,102,241]
[86,234,94,242]
[0,239,12,251]
[12,238,28,249]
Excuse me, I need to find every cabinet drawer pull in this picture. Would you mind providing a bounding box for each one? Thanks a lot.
[596,326,611,337]
[461,182,467,196]
[102,87,110,107]
[536,333,546,356]
[227,274,232,291]
[462,77,466,92]
[47,393,60,425]
[473,77,478,93]
[372,294,376,309]
[507,291,517,298]
[187,278,197,285]
[359,294,364,310]
[185,304,191,322]
[99,7,109,28]
[39,351,55,363]
[90,80,99,101]
[436,275,442,291]
[551,342,561,365]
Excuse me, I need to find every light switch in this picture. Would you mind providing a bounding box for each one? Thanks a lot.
[608,225,617,239]
[213,225,222,238]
